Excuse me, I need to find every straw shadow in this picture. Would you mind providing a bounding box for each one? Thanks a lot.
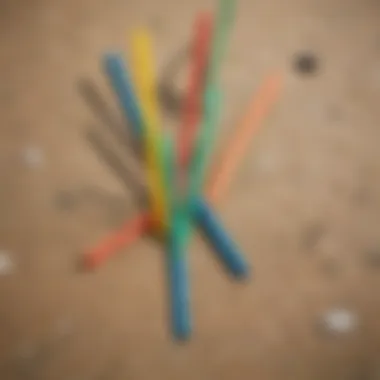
[77,78,141,158]
[158,44,189,117]
[86,128,146,206]
[78,76,147,204]
[78,44,188,129]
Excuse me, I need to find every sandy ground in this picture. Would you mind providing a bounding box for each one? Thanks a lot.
[0,0,380,379]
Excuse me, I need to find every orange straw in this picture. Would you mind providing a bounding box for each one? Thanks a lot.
[83,72,283,269]
[206,72,283,204]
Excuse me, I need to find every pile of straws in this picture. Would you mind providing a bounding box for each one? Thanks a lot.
[83,0,283,340]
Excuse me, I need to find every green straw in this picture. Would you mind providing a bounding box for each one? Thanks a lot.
[188,85,223,204]
[206,0,237,84]
[162,133,175,218]
[186,0,236,209]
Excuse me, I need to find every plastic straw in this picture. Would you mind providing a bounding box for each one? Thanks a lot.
[207,0,236,84]
[103,54,142,137]
[186,0,236,218]
[166,133,192,338]
[130,29,168,232]
[178,12,213,168]
[83,73,283,268]
[207,73,283,203]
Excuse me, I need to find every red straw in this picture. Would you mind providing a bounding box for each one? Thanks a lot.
[84,213,152,269]
[178,12,213,168]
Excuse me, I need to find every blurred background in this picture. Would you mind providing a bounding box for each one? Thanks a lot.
[0,0,380,379]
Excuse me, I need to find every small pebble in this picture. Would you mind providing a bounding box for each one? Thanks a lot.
[301,222,326,250]
[320,308,358,335]
[364,248,380,268]
[293,51,319,75]
[352,186,371,206]
[0,250,15,275]
[54,191,78,211]
[22,146,44,168]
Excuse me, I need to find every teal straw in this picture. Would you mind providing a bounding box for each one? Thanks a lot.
[187,0,236,207]
[207,0,237,84]
[164,133,192,338]
[188,85,222,205]
[162,133,175,219]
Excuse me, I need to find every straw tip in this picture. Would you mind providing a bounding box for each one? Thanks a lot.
[232,263,252,280]
[82,253,100,271]
[102,52,123,67]
[173,326,192,342]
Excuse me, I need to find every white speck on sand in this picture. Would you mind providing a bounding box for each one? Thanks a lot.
[22,146,45,168]
[321,308,358,335]
[255,151,280,174]
[0,250,15,275]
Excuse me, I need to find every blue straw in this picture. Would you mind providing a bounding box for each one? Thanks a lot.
[195,199,249,277]
[165,134,192,339]
[168,207,192,339]
[103,53,142,137]
[104,52,191,339]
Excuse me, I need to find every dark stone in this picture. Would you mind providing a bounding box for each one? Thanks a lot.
[293,51,319,75]
[352,186,371,206]
[301,222,326,250]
